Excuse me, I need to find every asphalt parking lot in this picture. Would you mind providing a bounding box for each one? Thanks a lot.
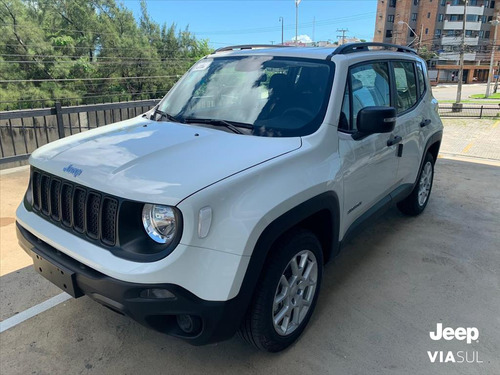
[1,119,499,375]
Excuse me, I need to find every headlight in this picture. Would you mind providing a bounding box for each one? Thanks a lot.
[142,204,178,244]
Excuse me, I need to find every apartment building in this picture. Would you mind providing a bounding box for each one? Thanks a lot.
[374,0,500,83]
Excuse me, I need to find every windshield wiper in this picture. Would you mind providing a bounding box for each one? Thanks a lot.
[182,117,253,135]
[150,107,184,123]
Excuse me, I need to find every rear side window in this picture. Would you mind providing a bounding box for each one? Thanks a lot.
[416,62,427,99]
[393,61,418,113]
[349,62,391,130]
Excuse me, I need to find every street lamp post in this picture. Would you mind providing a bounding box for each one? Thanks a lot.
[485,17,500,98]
[397,21,419,47]
[279,17,284,45]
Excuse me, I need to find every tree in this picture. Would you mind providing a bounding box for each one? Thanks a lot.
[417,46,437,63]
[0,0,214,109]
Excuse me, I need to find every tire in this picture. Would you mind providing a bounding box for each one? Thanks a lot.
[238,230,323,352]
[397,152,435,216]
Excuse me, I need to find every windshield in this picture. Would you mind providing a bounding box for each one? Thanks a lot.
[157,56,334,137]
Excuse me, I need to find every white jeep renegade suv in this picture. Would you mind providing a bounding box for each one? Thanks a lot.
[16,43,443,352]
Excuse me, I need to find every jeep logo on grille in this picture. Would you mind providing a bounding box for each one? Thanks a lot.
[63,164,83,178]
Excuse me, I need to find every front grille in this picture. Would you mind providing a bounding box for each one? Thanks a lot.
[31,169,118,246]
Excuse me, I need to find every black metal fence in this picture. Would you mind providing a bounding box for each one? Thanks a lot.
[438,104,500,118]
[1,101,499,167]
[0,99,160,166]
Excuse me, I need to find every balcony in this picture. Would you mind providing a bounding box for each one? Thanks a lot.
[441,36,480,45]
[445,5,485,16]
[438,52,477,61]
[444,20,482,30]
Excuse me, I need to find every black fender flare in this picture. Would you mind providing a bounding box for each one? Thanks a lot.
[414,130,443,188]
[226,191,340,335]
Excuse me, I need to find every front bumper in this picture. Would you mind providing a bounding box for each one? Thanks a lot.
[17,222,246,345]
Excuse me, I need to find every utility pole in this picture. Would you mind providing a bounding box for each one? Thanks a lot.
[337,28,348,45]
[270,41,275,45]
[313,16,316,44]
[419,24,424,50]
[295,0,302,46]
[279,17,284,45]
[454,0,468,111]
[485,16,499,97]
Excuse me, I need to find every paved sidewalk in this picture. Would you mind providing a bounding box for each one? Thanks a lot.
[440,118,500,162]
[433,83,500,102]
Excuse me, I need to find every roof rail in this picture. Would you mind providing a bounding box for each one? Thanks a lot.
[213,44,293,53]
[327,42,417,60]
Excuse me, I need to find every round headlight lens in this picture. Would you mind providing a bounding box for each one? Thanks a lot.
[142,204,177,244]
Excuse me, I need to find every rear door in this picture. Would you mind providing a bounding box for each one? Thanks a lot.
[391,60,427,186]
[338,61,400,235]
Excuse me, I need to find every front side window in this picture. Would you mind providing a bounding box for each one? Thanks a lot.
[393,61,418,113]
[349,62,391,130]
[158,56,334,137]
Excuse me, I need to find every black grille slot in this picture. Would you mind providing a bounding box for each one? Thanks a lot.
[50,180,61,221]
[86,193,101,239]
[32,172,41,210]
[30,169,119,247]
[73,188,86,233]
[61,184,73,227]
[41,175,51,215]
[101,198,118,246]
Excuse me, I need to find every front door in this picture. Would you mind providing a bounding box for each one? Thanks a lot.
[338,61,400,236]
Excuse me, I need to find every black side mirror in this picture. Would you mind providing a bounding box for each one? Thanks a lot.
[356,106,397,135]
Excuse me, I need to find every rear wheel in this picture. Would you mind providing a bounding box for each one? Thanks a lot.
[238,230,323,352]
[397,152,435,216]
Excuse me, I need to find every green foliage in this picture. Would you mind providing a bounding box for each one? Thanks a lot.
[0,0,214,109]
[469,93,500,99]
[417,46,437,62]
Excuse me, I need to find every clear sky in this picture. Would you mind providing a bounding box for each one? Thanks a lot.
[124,0,378,47]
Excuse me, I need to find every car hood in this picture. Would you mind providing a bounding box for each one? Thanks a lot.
[30,117,302,205]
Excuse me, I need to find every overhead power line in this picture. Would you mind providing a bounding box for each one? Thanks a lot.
[0,75,180,83]
[0,12,375,37]
[0,90,170,104]
[0,60,194,65]
[0,53,197,60]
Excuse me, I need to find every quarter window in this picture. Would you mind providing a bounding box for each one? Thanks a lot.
[416,62,427,99]
[393,61,418,113]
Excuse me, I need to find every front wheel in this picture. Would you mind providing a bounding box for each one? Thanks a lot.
[397,152,435,216]
[238,230,323,352]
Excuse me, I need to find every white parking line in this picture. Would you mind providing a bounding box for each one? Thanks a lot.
[0,292,72,333]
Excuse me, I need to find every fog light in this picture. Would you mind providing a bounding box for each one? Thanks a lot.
[177,314,202,334]
[140,288,176,299]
